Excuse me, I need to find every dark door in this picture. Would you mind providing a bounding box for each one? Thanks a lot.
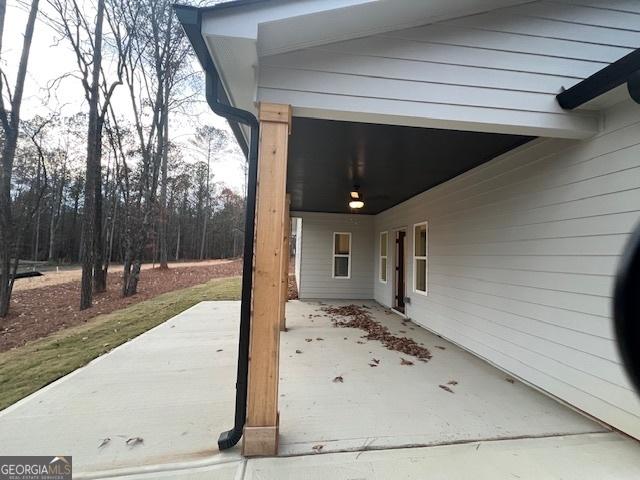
[395,231,406,313]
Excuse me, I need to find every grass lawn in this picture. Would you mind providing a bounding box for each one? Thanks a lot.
[0,276,241,411]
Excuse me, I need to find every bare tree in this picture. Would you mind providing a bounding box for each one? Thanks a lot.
[0,0,41,318]
[114,0,190,295]
[189,125,227,260]
[46,0,131,306]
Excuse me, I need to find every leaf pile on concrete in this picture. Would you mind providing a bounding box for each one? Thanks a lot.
[322,305,432,361]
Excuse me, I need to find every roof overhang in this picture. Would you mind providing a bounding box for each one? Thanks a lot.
[174,4,251,156]
[187,0,532,121]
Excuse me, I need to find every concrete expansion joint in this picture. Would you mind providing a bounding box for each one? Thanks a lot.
[71,455,242,480]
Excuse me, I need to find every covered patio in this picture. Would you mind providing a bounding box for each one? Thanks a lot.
[173,0,640,456]
[2,300,638,479]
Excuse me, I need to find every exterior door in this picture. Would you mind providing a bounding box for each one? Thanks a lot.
[395,231,406,313]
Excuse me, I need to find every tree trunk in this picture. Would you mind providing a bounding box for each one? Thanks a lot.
[70,195,79,261]
[158,98,169,269]
[48,200,56,261]
[175,223,181,261]
[0,0,40,318]
[33,207,40,262]
[125,258,142,296]
[199,143,211,260]
[200,217,207,260]
[48,177,63,261]
[0,233,12,318]
[80,0,106,310]
[107,193,117,264]
[93,119,106,293]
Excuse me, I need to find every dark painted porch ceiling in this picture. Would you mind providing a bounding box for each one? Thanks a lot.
[287,117,533,215]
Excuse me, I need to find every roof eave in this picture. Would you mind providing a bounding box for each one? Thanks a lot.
[173,4,250,157]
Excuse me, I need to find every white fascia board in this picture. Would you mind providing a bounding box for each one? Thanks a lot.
[201,0,379,41]
[257,90,599,139]
[201,0,531,57]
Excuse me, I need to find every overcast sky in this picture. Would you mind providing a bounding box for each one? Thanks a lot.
[3,0,246,192]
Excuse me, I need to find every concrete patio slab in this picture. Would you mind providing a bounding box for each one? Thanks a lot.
[0,301,243,478]
[1,299,638,479]
[278,300,606,455]
[246,432,640,480]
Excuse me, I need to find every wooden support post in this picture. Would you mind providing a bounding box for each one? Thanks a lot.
[243,103,292,457]
[280,195,291,332]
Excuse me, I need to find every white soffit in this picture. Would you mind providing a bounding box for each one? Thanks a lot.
[200,0,532,114]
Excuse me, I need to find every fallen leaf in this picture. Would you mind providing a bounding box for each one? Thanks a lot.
[322,305,431,361]
[448,380,458,386]
[312,444,324,453]
[126,437,144,447]
[216,349,223,352]
[333,376,344,383]
[316,337,324,341]
[369,363,378,367]
[98,438,111,448]
[505,377,515,384]
[356,341,365,344]
[400,358,414,366]
[371,358,380,364]
[305,338,313,342]
[435,345,446,350]
[295,349,302,354]
[439,385,454,393]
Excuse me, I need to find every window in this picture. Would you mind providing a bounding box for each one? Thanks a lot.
[333,232,351,278]
[379,231,388,283]
[413,222,428,294]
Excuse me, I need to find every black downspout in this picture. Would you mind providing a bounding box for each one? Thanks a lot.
[204,70,260,450]
[173,3,260,450]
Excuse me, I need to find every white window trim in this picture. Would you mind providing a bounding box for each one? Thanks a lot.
[413,222,428,296]
[379,231,388,284]
[332,232,352,279]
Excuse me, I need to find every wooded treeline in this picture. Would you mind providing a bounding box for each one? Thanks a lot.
[0,0,245,317]
[14,117,244,264]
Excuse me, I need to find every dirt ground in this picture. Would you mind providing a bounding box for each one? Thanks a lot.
[0,260,243,352]
[12,259,234,292]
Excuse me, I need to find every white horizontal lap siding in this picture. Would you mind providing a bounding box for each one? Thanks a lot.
[374,100,640,439]
[295,212,374,299]
[258,0,638,138]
